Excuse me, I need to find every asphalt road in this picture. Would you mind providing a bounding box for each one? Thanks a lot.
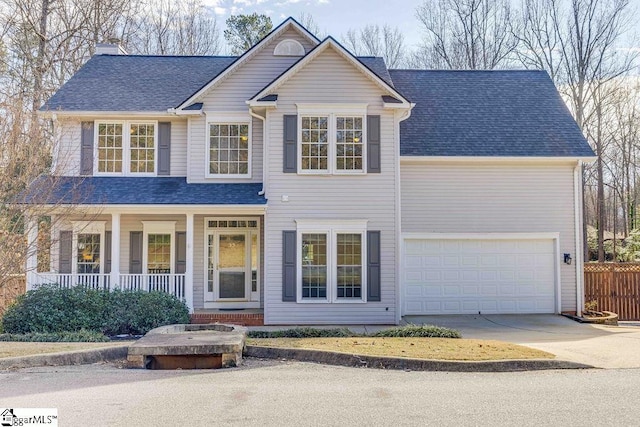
[1,360,639,426]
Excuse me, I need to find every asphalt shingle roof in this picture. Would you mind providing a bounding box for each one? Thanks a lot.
[42,54,393,112]
[390,69,594,157]
[20,176,266,205]
[42,55,236,112]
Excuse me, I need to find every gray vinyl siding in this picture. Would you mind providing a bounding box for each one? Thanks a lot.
[400,162,578,313]
[53,118,188,177]
[263,48,398,325]
[186,28,314,183]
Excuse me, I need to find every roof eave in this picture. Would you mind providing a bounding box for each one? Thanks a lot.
[175,18,320,110]
[40,110,174,118]
[400,155,597,163]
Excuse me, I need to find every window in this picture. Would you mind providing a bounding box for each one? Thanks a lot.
[142,221,175,274]
[97,123,123,173]
[77,234,101,274]
[147,234,171,273]
[95,121,157,175]
[296,220,367,303]
[207,117,251,177]
[301,117,329,171]
[297,105,367,175]
[71,221,106,275]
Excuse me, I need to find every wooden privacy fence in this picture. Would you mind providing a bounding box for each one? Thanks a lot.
[584,263,640,320]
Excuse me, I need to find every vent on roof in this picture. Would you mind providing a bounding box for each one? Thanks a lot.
[274,39,305,57]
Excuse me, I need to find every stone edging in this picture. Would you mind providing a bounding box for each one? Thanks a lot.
[244,345,594,372]
[0,346,129,370]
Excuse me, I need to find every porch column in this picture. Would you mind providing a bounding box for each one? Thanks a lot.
[25,215,38,290]
[111,213,121,290]
[185,213,194,312]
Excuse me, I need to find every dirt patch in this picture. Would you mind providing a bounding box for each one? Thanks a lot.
[247,337,554,361]
[0,342,131,359]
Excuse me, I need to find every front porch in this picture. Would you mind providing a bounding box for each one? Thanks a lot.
[25,210,265,314]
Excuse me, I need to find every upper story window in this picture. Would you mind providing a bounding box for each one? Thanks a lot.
[95,121,157,175]
[206,114,251,178]
[297,105,366,175]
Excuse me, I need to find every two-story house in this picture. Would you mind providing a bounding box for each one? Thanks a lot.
[22,18,595,325]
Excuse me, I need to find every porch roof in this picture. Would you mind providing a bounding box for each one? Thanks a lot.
[20,176,267,205]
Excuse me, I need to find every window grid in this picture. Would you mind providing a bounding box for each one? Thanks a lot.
[147,234,171,273]
[77,234,100,274]
[336,234,362,298]
[130,123,155,173]
[97,123,123,173]
[301,233,327,299]
[207,220,258,229]
[207,234,215,293]
[301,116,329,171]
[209,124,249,175]
[336,117,363,171]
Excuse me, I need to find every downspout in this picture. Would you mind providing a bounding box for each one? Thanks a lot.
[249,108,267,196]
[394,104,414,325]
[574,160,585,317]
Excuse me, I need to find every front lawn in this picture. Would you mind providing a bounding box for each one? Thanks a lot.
[0,341,130,359]
[247,337,554,361]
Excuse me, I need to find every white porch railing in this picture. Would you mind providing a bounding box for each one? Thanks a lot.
[119,274,186,300]
[29,273,186,300]
[32,273,111,290]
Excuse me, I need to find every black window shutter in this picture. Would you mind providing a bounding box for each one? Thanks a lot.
[59,231,72,274]
[367,115,381,173]
[158,122,171,176]
[367,230,381,301]
[283,115,297,173]
[104,231,112,274]
[175,231,186,274]
[282,230,297,301]
[129,231,143,274]
[80,122,94,175]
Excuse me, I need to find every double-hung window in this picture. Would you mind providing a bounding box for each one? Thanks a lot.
[96,121,157,175]
[142,221,175,275]
[72,221,106,275]
[298,105,366,175]
[297,220,367,303]
[206,114,251,178]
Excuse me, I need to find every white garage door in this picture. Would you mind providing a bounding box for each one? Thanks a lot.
[402,238,556,315]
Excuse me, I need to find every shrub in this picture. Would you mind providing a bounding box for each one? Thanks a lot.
[248,327,354,338]
[0,330,109,342]
[1,285,189,336]
[370,324,461,338]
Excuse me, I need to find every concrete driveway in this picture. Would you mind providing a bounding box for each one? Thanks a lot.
[403,314,640,369]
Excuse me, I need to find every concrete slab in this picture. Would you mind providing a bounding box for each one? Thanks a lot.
[403,314,640,369]
[128,323,247,369]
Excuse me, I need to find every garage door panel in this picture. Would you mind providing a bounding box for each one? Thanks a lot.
[402,238,556,315]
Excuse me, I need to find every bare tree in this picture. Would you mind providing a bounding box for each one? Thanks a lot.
[343,24,405,68]
[297,12,325,39]
[413,0,519,69]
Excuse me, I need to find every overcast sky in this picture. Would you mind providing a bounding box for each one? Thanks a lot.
[204,0,640,54]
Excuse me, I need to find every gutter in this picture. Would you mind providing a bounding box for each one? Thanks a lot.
[249,109,267,197]
[574,161,585,317]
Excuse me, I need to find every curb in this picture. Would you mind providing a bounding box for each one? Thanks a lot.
[244,345,594,372]
[0,346,129,370]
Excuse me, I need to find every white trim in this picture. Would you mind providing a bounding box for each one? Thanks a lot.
[176,18,320,111]
[296,219,368,304]
[203,217,261,305]
[142,221,176,274]
[574,161,585,316]
[204,115,252,179]
[38,205,267,215]
[94,120,158,176]
[400,156,597,164]
[110,213,121,288]
[250,38,411,106]
[185,213,194,312]
[39,111,172,118]
[400,232,562,314]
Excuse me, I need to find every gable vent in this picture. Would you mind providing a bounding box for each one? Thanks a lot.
[274,39,305,57]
